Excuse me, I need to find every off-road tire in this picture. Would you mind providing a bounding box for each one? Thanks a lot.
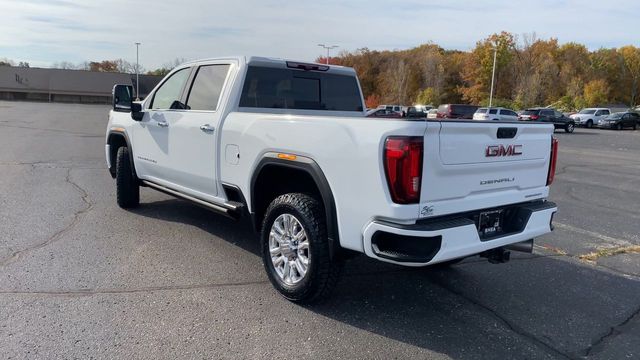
[116,146,140,209]
[261,193,342,304]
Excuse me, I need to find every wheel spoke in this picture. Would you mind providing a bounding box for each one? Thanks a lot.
[298,240,309,250]
[282,259,290,281]
[272,255,284,267]
[270,246,281,256]
[294,258,307,276]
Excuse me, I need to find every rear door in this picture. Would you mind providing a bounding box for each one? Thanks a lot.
[419,121,553,217]
[164,62,234,199]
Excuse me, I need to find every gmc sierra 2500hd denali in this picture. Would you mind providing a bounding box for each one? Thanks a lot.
[106,56,558,303]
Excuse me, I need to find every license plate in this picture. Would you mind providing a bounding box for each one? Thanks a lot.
[478,210,503,237]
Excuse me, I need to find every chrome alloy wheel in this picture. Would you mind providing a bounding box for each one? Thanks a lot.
[269,213,310,285]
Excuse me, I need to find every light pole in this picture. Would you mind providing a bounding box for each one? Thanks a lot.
[317,44,338,65]
[135,42,141,100]
[488,45,497,108]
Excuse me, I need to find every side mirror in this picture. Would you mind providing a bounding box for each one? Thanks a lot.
[131,102,144,121]
[112,84,133,112]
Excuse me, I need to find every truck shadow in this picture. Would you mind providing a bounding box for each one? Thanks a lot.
[132,198,640,359]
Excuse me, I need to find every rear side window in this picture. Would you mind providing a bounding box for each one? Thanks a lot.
[186,64,230,111]
[239,66,363,111]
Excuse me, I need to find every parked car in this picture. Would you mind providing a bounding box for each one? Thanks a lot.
[473,107,519,121]
[405,106,427,118]
[597,112,639,130]
[106,56,558,303]
[436,104,479,119]
[426,108,438,119]
[377,104,402,113]
[366,108,403,118]
[519,108,576,133]
[569,108,611,128]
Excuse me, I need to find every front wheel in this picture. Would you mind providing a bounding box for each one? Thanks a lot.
[586,120,593,128]
[115,146,140,209]
[261,193,342,303]
[565,123,575,133]
[617,123,623,130]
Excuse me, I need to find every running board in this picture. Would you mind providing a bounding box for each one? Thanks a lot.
[141,180,242,219]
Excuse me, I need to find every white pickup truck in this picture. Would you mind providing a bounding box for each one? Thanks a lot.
[106,56,558,303]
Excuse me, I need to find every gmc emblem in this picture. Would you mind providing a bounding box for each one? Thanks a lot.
[486,144,523,157]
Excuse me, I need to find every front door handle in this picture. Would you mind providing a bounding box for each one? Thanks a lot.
[157,121,169,127]
[200,124,215,133]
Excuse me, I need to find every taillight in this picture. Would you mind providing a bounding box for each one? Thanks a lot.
[530,115,539,120]
[384,136,423,204]
[547,137,558,185]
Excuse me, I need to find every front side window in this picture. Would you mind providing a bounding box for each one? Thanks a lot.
[489,109,498,114]
[186,64,230,111]
[150,68,190,110]
[239,66,363,111]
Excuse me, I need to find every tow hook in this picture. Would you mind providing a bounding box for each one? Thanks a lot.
[481,248,511,264]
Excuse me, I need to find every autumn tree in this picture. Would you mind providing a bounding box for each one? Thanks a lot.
[459,31,516,104]
[619,46,640,106]
[365,94,381,109]
[584,79,609,106]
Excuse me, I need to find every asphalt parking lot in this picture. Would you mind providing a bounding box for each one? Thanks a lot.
[0,101,638,359]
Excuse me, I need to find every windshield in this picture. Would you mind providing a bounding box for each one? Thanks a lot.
[606,113,623,119]
[578,109,597,114]
[475,108,487,113]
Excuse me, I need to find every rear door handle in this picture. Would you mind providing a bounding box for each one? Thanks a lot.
[200,124,215,133]
[157,121,169,127]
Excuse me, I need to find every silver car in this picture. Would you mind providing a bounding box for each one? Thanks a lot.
[473,107,519,121]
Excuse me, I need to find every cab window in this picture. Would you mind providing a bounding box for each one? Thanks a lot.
[186,64,230,111]
[150,68,190,110]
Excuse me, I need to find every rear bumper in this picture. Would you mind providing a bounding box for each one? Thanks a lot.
[362,201,557,266]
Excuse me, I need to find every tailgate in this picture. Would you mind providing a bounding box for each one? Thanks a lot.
[419,121,554,217]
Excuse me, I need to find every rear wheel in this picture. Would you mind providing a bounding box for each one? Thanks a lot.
[565,122,575,133]
[633,123,637,130]
[261,193,342,303]
[115,146,139,209]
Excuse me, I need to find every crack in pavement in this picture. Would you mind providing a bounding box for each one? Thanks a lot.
[0,168,93,267]
[0,279,270,297]
[583,305,640,357]
[429,277,575,360]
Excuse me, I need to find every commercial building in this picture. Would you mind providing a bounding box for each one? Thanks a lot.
[0,66,162,104]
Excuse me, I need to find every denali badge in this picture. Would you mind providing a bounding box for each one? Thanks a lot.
[480,177,515,185]
[486,144,522,157]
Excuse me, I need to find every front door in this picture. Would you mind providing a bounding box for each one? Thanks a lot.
[132,67,192,183]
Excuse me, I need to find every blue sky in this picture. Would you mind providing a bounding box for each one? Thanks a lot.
[1,0,639,69]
